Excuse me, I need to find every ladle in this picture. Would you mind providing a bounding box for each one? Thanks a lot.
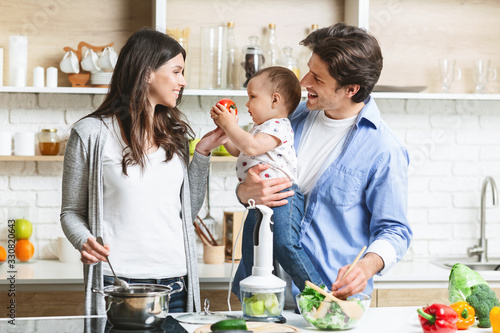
[305,281,364,320]
[201,164,217,239]
[96,236,129,290]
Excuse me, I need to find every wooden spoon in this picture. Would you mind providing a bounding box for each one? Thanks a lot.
[312,246,367,319]
[341,246,367,280]
[305,281,364,320]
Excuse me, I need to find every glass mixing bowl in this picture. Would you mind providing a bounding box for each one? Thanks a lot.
[296,292,371,330]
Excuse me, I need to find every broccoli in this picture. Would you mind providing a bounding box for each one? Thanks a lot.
[465,284,500,328]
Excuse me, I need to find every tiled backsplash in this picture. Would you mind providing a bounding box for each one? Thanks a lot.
[1,93,500,261]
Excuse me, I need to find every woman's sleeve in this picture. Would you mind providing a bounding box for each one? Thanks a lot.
[187,151,211,220]
[60,129,93,251]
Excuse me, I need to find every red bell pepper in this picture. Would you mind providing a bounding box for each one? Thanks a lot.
[417,304,458,333]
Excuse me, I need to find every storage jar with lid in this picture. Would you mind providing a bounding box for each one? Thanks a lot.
[38,129,61,155]
[242,35,264,88]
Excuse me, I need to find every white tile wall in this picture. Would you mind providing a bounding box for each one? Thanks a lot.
[1,93,500,262]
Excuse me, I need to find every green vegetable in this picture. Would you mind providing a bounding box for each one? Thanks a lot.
[465,284,500,328]
[297,285,363,330]
[243,293,281,317]
[448,263,488,303]
[297,285,325,313]
[210,318,247,331]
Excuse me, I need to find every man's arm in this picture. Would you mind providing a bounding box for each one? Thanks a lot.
[332,147,412,298]
[331,253,384,298]
[236,164,294,207]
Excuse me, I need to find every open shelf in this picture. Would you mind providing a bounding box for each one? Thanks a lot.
[0,155,64,162]
[0,155,236,163]
[1,86,500,100]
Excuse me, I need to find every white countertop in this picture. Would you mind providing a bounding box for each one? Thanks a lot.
[2,258,500,291]
[0,308,490,333]
[177,308,490,333]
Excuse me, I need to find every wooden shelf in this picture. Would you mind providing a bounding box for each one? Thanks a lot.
[0,155,64,162]
[0,155,235,162]
[1,86,500,100]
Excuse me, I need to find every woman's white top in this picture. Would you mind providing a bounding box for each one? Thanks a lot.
[101,117,187,279]
[236,118,297,182]
[297,112,357,195]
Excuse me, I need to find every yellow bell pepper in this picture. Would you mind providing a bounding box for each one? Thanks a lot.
[450,301,475,330]
[490,306,500,333]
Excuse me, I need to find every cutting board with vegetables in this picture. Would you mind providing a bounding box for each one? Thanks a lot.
[194,321,301,332]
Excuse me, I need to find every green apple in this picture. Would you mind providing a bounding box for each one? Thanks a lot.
[189,138,200,156]
[218,145,231,156]
[250,300,266,316]
[15,218,33,240]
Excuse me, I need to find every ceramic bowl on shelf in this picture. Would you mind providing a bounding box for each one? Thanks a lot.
[90,72,113,86]
[296,293,371,330]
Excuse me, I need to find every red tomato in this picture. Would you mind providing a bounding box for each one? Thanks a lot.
[217,98,238,115]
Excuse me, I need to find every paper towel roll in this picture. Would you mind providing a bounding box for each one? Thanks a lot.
[0,48,3,87]
[33,66,44,88]
[46,67,58,88]
[9,36,28,87]
[0,132,11,156]
[14,132,35,156]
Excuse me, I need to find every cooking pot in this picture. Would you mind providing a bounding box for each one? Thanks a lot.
[92,281,182,330]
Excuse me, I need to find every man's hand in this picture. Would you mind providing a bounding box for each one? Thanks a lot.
[237,164,294,207]
[80,236,110,265]
[331,252,384,299]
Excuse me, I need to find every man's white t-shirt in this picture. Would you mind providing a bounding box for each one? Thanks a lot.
[297,112,357,195]
[101,117,187,279]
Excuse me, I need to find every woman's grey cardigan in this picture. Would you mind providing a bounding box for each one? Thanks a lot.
[60,116,207,315]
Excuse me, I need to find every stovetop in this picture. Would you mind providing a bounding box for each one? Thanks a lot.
[0,315,188,333]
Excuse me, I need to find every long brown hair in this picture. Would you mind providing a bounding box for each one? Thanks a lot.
[301,23,383,103]
[89,28,194,175]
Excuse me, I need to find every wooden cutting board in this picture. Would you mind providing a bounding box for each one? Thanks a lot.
[194,321,301,333]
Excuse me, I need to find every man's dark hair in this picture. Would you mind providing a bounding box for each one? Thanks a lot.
[301,22,383,103]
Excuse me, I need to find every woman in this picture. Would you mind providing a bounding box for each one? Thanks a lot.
[60,28,226,315]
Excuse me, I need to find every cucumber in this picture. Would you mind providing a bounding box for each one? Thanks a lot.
[210,318,248,331]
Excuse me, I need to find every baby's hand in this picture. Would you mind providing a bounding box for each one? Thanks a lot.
[210,103,237,128]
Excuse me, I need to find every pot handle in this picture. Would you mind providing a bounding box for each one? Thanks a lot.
[92,287,106,296]
[167,280,184,295]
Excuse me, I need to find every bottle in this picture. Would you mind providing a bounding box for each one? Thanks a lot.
[262,23,280,67]
[242,36,264,88]
[299,24,319,79]
[280,46,300,79]
[38,129,60,155]
[226,22,239,90]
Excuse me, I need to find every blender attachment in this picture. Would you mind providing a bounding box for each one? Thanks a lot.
[239,204,286,323]
[176,299,237,324]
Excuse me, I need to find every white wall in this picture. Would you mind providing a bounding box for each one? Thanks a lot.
[1,93,500,262]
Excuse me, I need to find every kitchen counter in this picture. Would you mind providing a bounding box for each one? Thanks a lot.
[0,308,493,333]
[2,259,500,292]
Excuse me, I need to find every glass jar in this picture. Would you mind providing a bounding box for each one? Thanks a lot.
[242,35,264,88]
[280,46,300,79]
[38,129,60,155]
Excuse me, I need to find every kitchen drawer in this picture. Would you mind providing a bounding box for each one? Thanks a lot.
[0,291,84,317]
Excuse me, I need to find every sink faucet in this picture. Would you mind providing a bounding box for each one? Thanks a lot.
[467,176,498,262]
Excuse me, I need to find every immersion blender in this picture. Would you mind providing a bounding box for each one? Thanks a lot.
[239,204,286,323]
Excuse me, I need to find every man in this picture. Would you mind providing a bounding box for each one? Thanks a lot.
[234,22,412,299]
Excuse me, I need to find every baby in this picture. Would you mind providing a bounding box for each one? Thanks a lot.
[210,66,323,291]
